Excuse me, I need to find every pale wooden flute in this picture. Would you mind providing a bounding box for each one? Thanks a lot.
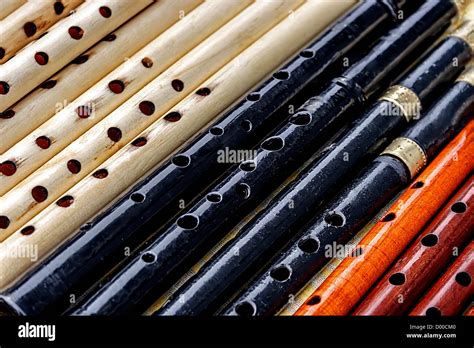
[0,0,302,241]
[0,0,84,64]
[0,0,354,290]
[0,0,26,21]
[0,0,203,154]
[0,0,248,187]
[0,0,153,112]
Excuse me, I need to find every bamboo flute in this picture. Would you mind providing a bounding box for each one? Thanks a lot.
[223,68,474,316]
[0,0,303,240]
[75,0,465,316]
[0,0,26,21]
[0,0,248,189]
[0,0,153,112]
[0,0,343,305]
[410,241,474,316]
[294,121,474,316]
[354,177,473,315]
[0,0,359,315]
[153,2,470,316]
[0,0,84,63]
[0,0,203,154]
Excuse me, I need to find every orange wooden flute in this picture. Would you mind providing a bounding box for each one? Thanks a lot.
[353,177,473,315]
[294,120,474,316]
[410,241,474,316]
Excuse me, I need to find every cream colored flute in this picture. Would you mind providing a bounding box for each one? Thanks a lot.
[0,0,354,289]
[0,1,202,155]
[0,0,303,241]
[0,0,203,155]
[0,0,153,112]
[0,0,84,63]
[0,0,248,186]
[0,0,26,21]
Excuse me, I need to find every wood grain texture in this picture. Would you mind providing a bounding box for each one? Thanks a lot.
[0,0,153,112]
[0,0,84,64]
[0,0,244,188]
[0,0,353,290]
[294,121,474,316]
[410,241,474,316]
[354,177,473,315]
[0,0,203,154]
[0,0,26,21]
[0,0,297,240]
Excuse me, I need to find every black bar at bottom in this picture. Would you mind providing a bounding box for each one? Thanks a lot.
[0,316,471,345]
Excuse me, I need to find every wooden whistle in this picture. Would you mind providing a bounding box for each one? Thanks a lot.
[354,177,473,315]
[0,0,303,240]
[0,0,84,64]
[294,121,474,316]
[410,241,474,316]
[0,0,203,154]
[0,0,26,21]
[0,0,343,294]
[0,0,153,112]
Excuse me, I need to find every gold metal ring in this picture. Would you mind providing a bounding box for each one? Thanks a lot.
[379,85,421,122]
[381,137,427,179]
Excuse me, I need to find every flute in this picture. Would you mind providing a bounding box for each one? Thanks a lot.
[0,0,203,154]
[410,240,474,316]
[0,0,84,64]
[0,0,365,315]
[354,177,473,315]
[75,0,466,316]
[0,0,346,313]
[223,68,474,316]
[294,122,474,316]
[0,0,249,191]
[0,0,303,239]
[0,0,26,21]
[0,0,153,112]
[154,3,472,316]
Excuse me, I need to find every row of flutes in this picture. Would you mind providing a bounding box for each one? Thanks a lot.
[0,0,472,317]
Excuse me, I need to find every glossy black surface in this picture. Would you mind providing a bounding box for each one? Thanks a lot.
[0,0,406,316]
[222,80,474,316]
[72,0,461,316]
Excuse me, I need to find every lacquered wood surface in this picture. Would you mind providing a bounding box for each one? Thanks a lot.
[354,177,473,315]
[294,121,474,316]
[410,241,474,316]
[0,0,343,293]
[0,0,26,21]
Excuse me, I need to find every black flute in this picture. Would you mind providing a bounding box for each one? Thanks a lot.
[155,28,471,316]
[223,66,474,316]
[74,0,463,315]
[0,0,406,316]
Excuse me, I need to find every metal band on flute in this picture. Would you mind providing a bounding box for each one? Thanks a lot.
[73,0,452,315]
[0,0,350,315]
[0,0,378,316]
[223,66,474,316]
[294,121,474,316]
[381,137,427,178]
[379,85,421,122]
[154,1,472,316]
